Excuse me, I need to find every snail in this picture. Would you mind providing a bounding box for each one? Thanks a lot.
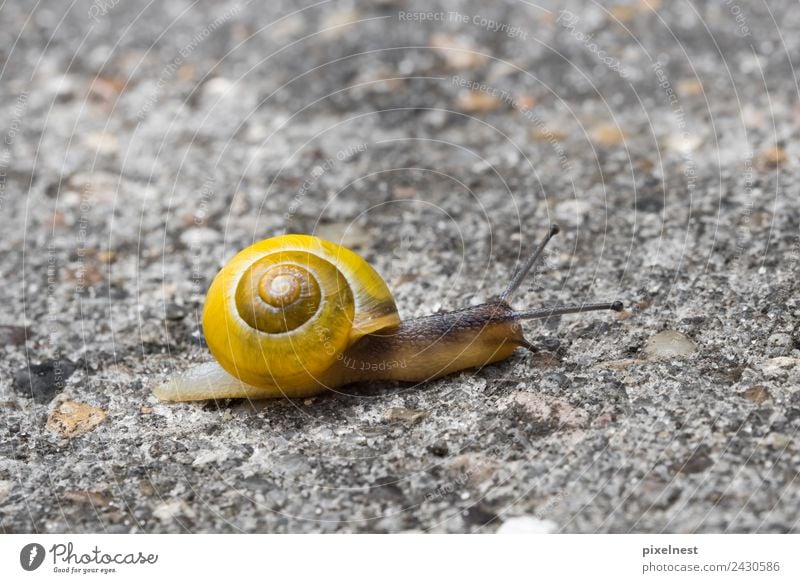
[154,225,622,401]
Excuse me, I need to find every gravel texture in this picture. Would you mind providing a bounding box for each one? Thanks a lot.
[1,0,799,533]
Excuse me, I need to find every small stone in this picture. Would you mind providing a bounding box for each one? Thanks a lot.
[593,412,614,428]
[462,505,497,526]
[384,407,430,424]
[97,250,117,264]
[65,171,119,203]
[554,199,592,222]
[454,90,502,113]
[0,480,12,503]
[164,303,187,321]
[531,127,568,142]
[87,132,119,155]
[640,0,662,10]
[635,189,665,213]
[139,480,156,497]
[0,325,28,346]
[757,145,787,169]
[192,447,231,467]
[486,61,517,83]
[516,95,536,110]
[672,450,713,474]
[421,108,448,129]
[677,79,704,96]
[153,500,194,523]
[428,441,449,457]
[497,391,589,430]
[665,133,702,154]
[542,372,570,389]
[615,309,633,321]
[46,401,107,439]
[430,33,487,70]
[448,453,498,484]
[766,333,792,356]
[497,516,558,534]
[609,5,637,23]
[761,357,800,380]
[315,223,371,249]
[13,359,77,403]
[740,386,770,405]
[179,227,221,247]
[49,212,66,228]
[202,77,234,100]
[591,124,628,146]
[529,350,561,367]
[392,185,417,199]
[643,330,696,360]
[638,158,655,171]
[596,359,637,371]
[88,76,125,102]
[46,74,78,102]
[764,433,792,449]
[320,8,361,39]
[63,490,112,507]
[67,264,106,289]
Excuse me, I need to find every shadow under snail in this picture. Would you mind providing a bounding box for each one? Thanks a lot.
[154,225,623,401]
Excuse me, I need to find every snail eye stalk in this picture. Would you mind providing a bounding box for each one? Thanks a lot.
[516,301,624,321]
[499,223,560,303]
[500,224,623,317]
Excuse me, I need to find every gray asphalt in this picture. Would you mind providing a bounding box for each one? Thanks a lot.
[1,0,798,533]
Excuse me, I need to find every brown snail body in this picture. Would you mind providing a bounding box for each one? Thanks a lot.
[321,302,525,386]
[154,226,622,401]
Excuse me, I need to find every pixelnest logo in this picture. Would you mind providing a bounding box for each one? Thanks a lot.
[20,543,46,571]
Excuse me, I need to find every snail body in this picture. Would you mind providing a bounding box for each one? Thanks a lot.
[154,228,622,401]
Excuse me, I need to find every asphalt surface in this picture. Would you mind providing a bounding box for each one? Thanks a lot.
[1,0,799,533]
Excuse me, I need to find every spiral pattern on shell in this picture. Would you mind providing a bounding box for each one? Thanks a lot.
[202,235,401,392]
[236,254,328,334]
